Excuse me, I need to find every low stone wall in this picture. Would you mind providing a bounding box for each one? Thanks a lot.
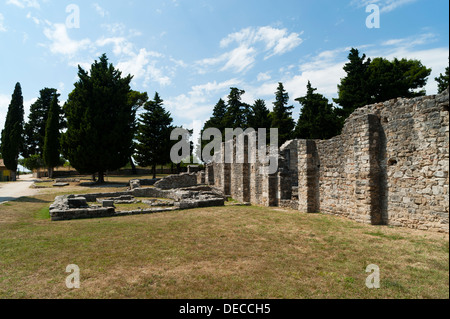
[49,181,225,221]
[154,173,198,189]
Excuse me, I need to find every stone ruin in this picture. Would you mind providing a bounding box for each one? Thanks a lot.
[49,90,449,232]
[49,173,225,221]
[203,90,449,233]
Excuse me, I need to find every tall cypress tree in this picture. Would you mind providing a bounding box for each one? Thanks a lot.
[61,54,136,183]
[135,92,174,179]
[1,82,24,181]
[43,95,61,179]
[270,82,295,146]
[23,88,61,158]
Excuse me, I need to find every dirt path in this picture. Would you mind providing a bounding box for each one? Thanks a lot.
[0,174,40,204]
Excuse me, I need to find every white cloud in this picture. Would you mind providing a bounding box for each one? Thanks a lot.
[93,3,109,17]
[0,13,6,32]
[43,23,91,56]
[257,72,271,82]
[6,0,40,9]
[197,26,303,74]
[165,78,242,123]
[350,0,417,13]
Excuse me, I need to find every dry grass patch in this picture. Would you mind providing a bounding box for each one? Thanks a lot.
[0,191,448,299]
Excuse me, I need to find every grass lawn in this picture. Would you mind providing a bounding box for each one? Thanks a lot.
[0,187,448,299]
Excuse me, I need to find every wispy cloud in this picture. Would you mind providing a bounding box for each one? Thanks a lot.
[0,13,7,32]
[6,0,40,9]
[197,26,303,74]
[350,0,417,13]
[93,3,109,17]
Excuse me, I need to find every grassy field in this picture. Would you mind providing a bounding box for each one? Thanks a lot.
[0,181,448,299]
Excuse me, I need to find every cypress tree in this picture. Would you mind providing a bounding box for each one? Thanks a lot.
[43,95,61,179]
[0,82,24,181]
[23,88,61,158]
[135,92,174,179]
[61,54,136,183]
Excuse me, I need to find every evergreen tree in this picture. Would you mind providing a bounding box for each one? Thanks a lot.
[270,82,295,146]
[367,57,431,101]
[295,81,341,140]
[0,82,24,181]
[335,48,431,118]
[61,54,136,183]
[248,99,271,130]
[128,90,149,174]
[135,92,174,179]
[43,95,61,179]
[23,88,62,158]
[435,60,449,94]
[223,88,251,129]
[333,48,372,118]
[199,98,228,157]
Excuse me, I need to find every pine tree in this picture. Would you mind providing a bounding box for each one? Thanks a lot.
[199,98,228,156]
[435,60,449,94]
[367,57,431,101]
[0,82,24,181]
[333,48,372,118]
[248,99,271,130]
[61,54,136,183]
[43,95,61,179]
[23,88,61,158]
[223,88,250,129]
[335,48,431,118]
[135,92,174,179]
[295,81,341,140]
[270,82,295,146]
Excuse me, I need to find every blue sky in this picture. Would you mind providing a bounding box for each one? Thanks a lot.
[0,0,448,138]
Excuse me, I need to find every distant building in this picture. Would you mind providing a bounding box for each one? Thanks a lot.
[0,159,12,182]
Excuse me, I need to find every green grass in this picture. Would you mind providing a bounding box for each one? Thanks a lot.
[0,188,448,299]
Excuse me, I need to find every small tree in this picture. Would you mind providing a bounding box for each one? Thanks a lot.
[270,83,295,146]
[435,59,449,94]
[1,82,24,181]
[135,93,174,179]
[43,96,61,179]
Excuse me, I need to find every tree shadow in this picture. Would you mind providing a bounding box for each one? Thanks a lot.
[78,182,128,189]
[0,196,51,204]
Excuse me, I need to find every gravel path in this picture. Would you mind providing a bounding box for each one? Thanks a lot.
[0,174,40,204]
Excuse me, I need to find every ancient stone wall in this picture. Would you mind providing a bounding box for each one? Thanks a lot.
[206,90,449,233]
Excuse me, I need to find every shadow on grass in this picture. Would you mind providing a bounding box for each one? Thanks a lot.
[15,197,52,204]
[79,182,128,188]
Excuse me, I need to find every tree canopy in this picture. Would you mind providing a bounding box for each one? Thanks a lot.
[295,81,341,140]
[61,54,136,183]
[334,48,431,118]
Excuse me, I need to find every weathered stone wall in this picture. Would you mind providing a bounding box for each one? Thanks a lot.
[207,90,449,232]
